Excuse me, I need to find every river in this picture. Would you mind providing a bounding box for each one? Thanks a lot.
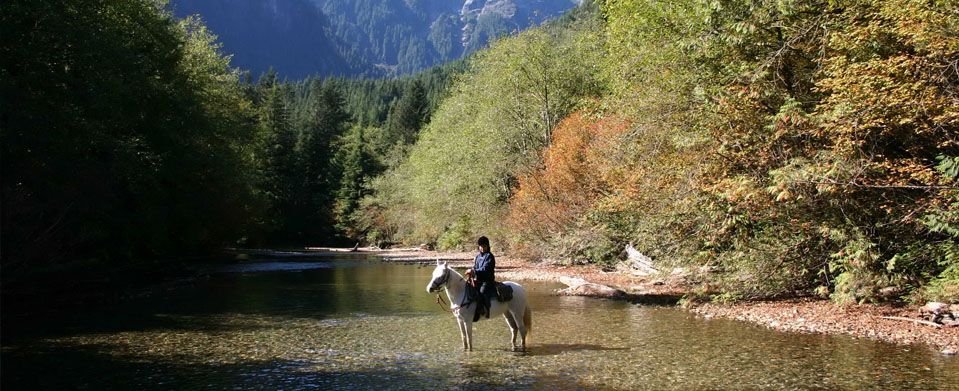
[2,255,957,390]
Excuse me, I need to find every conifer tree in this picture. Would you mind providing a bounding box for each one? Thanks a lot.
[383,80,429,150]
[334,126,376,236]
[257,71,298,239]
[295,81,349,240]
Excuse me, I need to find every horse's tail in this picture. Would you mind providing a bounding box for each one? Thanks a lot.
[523,305,532,336]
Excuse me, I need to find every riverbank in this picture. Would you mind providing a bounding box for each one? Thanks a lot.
[340,246,958,355]
[692,299,959,355]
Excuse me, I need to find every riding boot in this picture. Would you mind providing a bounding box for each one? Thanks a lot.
[473,302,484,322]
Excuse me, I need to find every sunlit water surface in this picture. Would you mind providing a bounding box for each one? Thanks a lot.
[3,257,957,390]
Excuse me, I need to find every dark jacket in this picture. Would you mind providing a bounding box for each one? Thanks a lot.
[473,251,495,283]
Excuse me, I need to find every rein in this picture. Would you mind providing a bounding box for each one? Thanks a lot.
[435,293,452,313]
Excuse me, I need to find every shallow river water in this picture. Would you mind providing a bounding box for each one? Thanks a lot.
[3,256,957,390]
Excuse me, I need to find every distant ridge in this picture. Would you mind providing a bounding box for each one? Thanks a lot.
[170,0,579,79]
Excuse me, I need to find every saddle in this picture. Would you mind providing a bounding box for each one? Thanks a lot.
[467,282,513,303]
[494,283,513,302]
[468,282,513,322]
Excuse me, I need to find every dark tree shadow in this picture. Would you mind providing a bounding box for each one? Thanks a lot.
[2,342,602,391]
[623,293,683,306]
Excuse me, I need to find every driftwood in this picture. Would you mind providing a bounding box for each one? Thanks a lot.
[879,316,943,329]
[616,244,657,276]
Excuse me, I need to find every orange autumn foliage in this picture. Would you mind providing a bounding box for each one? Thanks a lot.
[507,110,630,251]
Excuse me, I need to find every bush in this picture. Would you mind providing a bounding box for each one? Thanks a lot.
[437,217,473,251]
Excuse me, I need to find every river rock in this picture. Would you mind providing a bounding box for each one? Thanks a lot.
[920,302,949,314]
[920,302,958,323]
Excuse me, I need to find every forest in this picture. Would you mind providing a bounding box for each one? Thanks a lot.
[357,0,959,304]
[168,0,578,78]
[0,0,458,295]
[2,0,957,305]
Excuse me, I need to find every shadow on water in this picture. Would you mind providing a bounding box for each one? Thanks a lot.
[516,343,631,357]
[4,259,440,342]
[2,341,597,391]
[623,293,683,306]
[3,344,394,390]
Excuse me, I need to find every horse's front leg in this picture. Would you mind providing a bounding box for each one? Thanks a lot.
[456,317,468,351]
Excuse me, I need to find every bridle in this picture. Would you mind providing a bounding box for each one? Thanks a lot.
[429,267,473,314]
[429,267,451,292]
[430,267,453,312]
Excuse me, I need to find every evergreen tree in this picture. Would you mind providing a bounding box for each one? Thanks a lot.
[334,126,377,237]
[384,80,429,146]
[294,81,350,241]
[256,71,299,240]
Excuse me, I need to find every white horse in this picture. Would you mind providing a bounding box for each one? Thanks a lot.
[426,261,531,351]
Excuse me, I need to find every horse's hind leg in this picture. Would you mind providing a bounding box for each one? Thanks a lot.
[464,320,474,351]
[511,305,527,351]
[504,313,518,350]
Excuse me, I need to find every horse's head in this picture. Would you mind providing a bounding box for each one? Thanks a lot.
[426,260,452,293]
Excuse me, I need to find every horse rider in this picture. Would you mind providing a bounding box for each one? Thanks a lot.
[465,236,495,320]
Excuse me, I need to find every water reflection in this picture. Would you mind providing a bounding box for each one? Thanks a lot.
[2,258,956,390]
[219,261,333,273]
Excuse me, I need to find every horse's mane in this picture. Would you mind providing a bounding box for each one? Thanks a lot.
[447,266,464,281]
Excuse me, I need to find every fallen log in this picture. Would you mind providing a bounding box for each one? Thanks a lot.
[878,315,943,329]
[617,244,657,276]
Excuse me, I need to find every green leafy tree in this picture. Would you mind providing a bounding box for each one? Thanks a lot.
[256,71,299,239]
[365,8,605,244]
[1,0,263,284]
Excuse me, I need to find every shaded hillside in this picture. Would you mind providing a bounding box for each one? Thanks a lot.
[315,0,580,74]
[169,0,359,78]
[170,0,579,78]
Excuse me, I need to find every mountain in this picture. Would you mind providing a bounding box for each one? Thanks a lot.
[170,0,580,79]
[314,0,581,74]
[169,0,360,78]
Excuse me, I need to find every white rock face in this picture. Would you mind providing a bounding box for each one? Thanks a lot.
[457,0,575,50]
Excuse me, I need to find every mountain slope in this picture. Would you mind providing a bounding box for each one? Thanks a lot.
[316,0,580,74]
[171,0,580,78]
[169,0,358,78]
